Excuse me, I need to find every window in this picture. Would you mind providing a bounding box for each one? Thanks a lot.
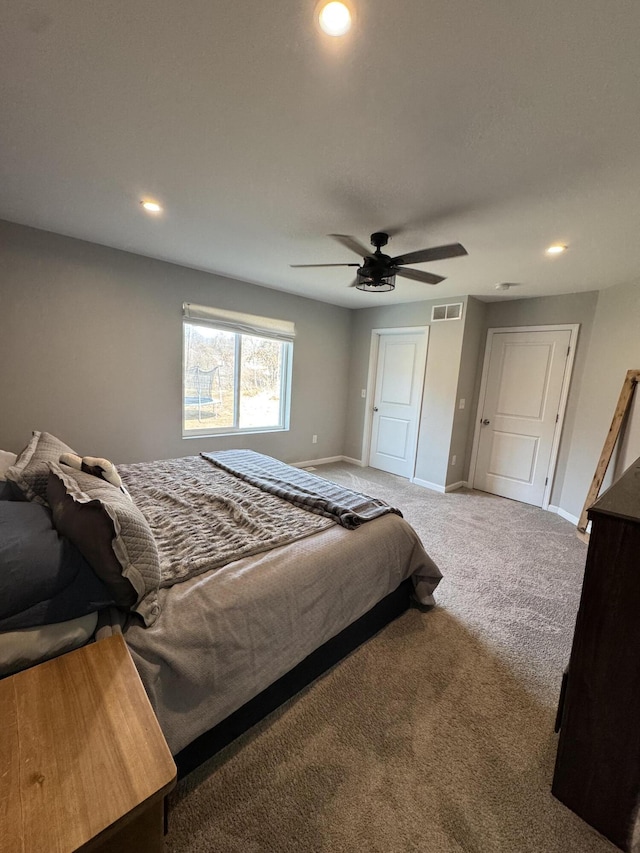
[182,304,294,437]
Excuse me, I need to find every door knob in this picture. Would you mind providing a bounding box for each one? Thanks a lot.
[373,407,379,412]
[481,418,490,425]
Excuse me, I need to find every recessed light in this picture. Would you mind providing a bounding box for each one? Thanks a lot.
[546,244,567,255]
[141,200,162,213]
[318,2,352,36]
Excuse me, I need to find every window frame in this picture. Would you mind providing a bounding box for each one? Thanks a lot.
[181,319,293,439]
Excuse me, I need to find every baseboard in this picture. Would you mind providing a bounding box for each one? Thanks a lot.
[411,477,446,494]
[557,508,580,526]
[445,480,468,493]
[548,504,581,526]
[293,456,344,468]
[341,456,366,467]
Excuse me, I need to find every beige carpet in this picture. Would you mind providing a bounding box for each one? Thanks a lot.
[165,464,616,853]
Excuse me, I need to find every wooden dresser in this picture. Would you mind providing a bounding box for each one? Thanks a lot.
[552,455,640,851]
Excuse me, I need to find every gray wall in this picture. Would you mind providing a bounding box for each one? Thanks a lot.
[559,278,640,518]
[0,220,352,465]
[481,291,599,505]
[344,297,468,488]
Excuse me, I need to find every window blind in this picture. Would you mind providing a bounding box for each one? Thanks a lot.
[183,303,296,342]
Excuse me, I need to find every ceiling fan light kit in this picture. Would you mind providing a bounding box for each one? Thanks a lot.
[291,231,468,293]
[356,269,396,291]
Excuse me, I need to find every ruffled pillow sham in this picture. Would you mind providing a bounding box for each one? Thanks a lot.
[47,463,162,626]
[6,431,77,504]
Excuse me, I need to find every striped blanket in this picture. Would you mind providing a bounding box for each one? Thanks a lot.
[202,450,401,530]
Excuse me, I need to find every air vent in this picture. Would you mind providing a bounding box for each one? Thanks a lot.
[431,302,463,322]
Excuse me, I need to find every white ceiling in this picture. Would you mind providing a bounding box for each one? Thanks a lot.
[1,0,640,308]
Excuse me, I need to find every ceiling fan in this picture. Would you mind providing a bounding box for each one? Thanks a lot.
[291,232,468,292]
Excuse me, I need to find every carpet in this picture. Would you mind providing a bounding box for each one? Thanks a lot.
[165,464,617,853]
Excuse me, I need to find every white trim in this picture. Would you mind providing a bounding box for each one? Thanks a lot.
[548,504,582,527]
[341,456,366,467]
[541,328,579,509]
[548,504,590,531]
[411,476,446,494]
[558,507,580,526]
[292,456,344,468]
[468,323,580,509]
[362,326,429,478]
[445,480,468,492]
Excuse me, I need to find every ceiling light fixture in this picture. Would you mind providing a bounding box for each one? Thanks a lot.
[546,244,567,255]
[355,269,396,292]
[318,2,352,36]
[141,200,162,213]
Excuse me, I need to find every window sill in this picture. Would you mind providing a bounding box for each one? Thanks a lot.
[182,426,289,440]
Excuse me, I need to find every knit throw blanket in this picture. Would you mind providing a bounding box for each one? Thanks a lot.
[119,456,333,589]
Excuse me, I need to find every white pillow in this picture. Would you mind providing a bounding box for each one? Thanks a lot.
[0,612,98,676]
[0,450,17,481]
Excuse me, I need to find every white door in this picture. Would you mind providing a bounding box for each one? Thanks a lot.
[473,328,572,506]
[369,330,428,477]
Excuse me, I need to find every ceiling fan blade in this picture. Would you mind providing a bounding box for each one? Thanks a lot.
[328,234,371,257]
[396,268,445,285]
[290,263,361,268]
[391,243,468,266]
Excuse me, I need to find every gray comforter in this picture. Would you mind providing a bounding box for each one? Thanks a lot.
[123,513,442,754]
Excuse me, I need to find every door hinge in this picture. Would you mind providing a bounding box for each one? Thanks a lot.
[556,414,559,423]
[545,477,548,486]
[567,345,570,357]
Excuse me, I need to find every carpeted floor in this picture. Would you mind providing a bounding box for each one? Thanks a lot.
[165,464,617,853]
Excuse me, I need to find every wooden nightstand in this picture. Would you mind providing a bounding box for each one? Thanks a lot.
[0,634,176,853]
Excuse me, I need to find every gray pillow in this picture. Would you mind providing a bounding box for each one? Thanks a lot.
[0,501,115,630]
[6,431,78,505]
[0,481,14,500]
[47,463,161,626]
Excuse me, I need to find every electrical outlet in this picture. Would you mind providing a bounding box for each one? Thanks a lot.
[361,389,366,398]
[459,398,465,410]
[451,455,457,466]
[312,435,318,444]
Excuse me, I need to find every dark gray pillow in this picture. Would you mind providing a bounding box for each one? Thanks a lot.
[5,431,77,505]
[0,501,115,631]
[0,481,14,500]
[47,464,161,626]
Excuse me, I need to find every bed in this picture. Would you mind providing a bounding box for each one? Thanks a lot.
[0,432,442,778]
